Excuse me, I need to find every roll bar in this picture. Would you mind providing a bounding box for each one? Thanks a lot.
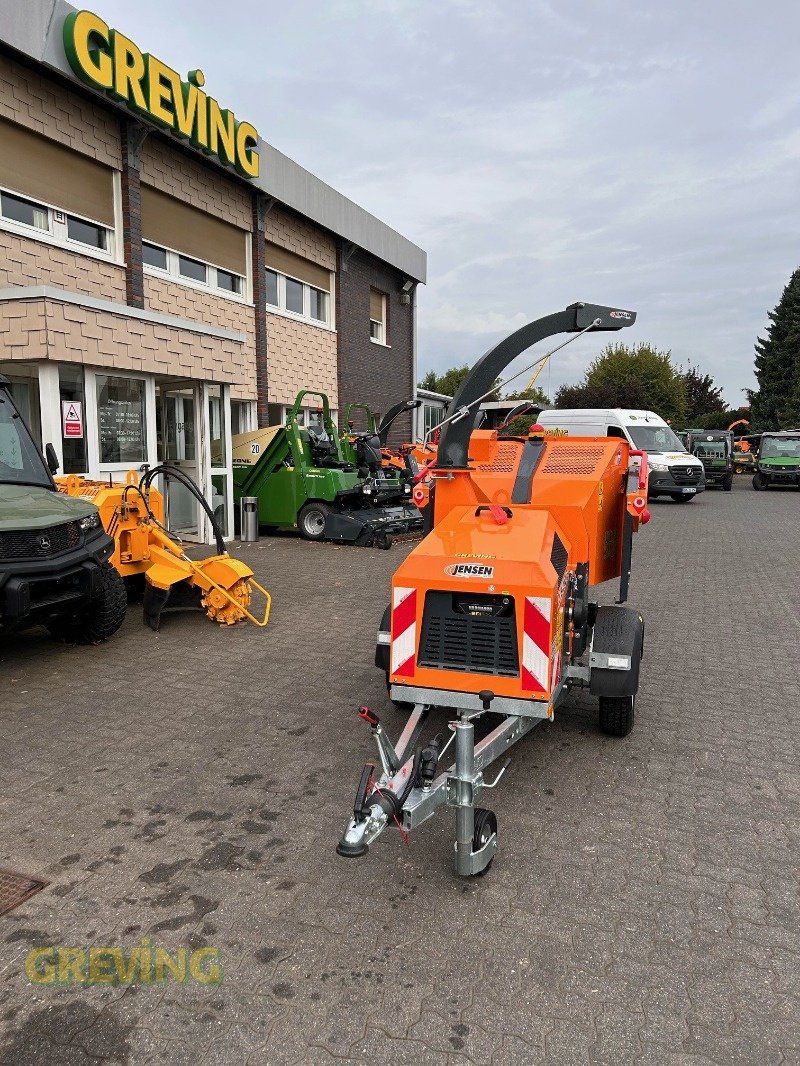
[438,302,636,469]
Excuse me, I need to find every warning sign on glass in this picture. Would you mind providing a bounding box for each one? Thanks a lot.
[62,400,83,439]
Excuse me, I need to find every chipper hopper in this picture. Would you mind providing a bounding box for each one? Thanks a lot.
[57,467,271,631]
[337,302,650,876]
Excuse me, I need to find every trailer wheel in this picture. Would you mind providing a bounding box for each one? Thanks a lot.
[472,808,497,875]
[298,501,332,539]
[50,562,127,644]
[598,695,635,737]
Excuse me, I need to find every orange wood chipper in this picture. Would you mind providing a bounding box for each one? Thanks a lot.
[337,303,650,875]
[56,466,271,631]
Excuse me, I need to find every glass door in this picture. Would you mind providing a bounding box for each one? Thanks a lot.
[205,383,233,541]
[156,379,202,539]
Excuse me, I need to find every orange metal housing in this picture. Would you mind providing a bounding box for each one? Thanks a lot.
[388,430,645,706]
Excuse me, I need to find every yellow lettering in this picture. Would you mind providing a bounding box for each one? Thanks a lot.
[138,938,152,982]
[155,947,186,983]
[112,947,139,983]
[25,948,56,984]
[63,11,113,90]
[58,947,86,984]
[110,30,147,111]
[88,948,116,984]
[235,121,260,179]
[144,55,176,129]
[208,99,235,165]
[173,79,201,141]
[189,947,222,985]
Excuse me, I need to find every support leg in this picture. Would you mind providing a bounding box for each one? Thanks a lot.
[454,719,476,873]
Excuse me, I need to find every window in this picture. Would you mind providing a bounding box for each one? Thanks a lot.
[370,288,388,344]
[0,191,48,231]
[0,187,113,253]
[264,241,332,327]
[96,375,147,465]
[0,386,50,489]
[143,241,168,270]
[281,406,337,427]
[143,239,244,296]
[179,254,207,283]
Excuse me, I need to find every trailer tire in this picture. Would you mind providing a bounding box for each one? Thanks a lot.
[589,605,643,699]
[298,501,332,540]
[50,562,127,644]
[598,695,635,737]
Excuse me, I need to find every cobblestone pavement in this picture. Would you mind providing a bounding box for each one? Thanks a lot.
[0,478,798,1064]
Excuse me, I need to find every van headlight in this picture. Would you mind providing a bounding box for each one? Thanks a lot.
[79,513,101,531]
[649,461,669,473]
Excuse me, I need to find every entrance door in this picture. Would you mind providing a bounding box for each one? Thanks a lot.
[156,380,201,539]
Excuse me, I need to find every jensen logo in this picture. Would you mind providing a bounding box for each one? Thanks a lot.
[444,563,495,579]
[609,310,633,320]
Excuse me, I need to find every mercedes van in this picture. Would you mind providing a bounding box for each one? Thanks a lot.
[536,409,706,502]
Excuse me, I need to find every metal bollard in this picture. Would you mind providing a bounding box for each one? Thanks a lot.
[240,496,259,542]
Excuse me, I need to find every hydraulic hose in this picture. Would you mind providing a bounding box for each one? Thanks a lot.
[139,464,226,554]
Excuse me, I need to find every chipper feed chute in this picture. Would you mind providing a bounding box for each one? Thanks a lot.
[56,469,271,632]
[337,302,651,876]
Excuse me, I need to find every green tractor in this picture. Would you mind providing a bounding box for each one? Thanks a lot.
[752,431,800,490]
[686,430,734,491]
[232,390,422,547]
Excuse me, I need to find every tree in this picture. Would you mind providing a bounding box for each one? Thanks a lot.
[554,342,687,424]
[503,385,551,406]
[749,268,800,430]
[682,364,726,423]
[692,405,751,431]
[418,365,501,400]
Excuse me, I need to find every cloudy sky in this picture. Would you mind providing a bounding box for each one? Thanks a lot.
[99,0,800,404]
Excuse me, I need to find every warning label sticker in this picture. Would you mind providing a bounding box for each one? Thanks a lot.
[62,400,83,439]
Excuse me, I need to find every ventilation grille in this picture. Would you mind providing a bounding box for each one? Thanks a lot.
[476,442,519,473]
[541,444,606,475]
[418,592,519,676]
[550,533,568,579]
[0,521,82,561]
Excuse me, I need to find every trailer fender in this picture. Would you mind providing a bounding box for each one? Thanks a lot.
[589,605,644,698]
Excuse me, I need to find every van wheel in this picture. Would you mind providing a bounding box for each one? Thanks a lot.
[599,695,635,737]
[298,501,332,540]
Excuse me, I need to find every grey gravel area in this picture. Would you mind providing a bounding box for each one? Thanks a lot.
[0,477,798,1064]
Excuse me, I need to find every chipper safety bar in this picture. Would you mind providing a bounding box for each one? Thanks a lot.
[338,302,650,875]
[57,467,271,631]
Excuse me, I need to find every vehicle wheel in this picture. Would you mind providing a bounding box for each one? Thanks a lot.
[734,464,745,474]
[50,563,127,644]
[752,473,768,491]
[298,501,332,540]
[673,494,694,503]
[723,475,733,491]
[598,695,635,737]
[472,808,497,875]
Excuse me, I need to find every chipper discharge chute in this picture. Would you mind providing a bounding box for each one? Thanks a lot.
[232,390,422,547]
[337,302,651,876]
[57,466,271,631]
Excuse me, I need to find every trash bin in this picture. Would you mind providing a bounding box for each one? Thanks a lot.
[240,497,259,542]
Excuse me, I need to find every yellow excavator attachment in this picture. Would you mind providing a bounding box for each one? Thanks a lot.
[56,472,271,631]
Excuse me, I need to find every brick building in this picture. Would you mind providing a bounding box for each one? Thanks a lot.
[0,3,426,542]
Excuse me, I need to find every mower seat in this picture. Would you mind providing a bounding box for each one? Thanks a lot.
[307,425,354,471]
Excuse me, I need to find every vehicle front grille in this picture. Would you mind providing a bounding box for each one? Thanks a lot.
[0,521,82,561]
[418,591,519,676]
[670,465,702,483]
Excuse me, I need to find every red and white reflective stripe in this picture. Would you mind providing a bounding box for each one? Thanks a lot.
[390,586,417,677]
[522,595,551,692]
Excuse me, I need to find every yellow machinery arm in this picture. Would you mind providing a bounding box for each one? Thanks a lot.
[56,472,271,631]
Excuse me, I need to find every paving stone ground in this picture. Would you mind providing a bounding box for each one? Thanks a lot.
[0,478,798,1064]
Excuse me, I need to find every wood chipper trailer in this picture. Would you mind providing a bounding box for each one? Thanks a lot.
[57,467,271,631]
[337,303,651,876]
[232,390,422,547]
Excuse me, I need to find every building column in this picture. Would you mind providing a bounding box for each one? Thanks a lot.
[120,120,149,309]
[252,193,269,426]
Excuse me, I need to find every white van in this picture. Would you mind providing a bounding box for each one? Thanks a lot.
[536,409,706,502]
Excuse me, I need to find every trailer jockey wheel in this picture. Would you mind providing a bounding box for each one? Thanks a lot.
[472,809,497,875]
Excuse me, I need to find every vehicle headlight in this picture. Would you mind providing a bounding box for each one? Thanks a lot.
[363,485,372,495]
[403,483,410,494]
[649,462,669,473]
[79,512,101,531]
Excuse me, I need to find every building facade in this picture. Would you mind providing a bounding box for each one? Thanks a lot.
[0,2,426,542]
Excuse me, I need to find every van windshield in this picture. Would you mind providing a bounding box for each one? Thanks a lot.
[0,392,51,488]
[627,425,686,453]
